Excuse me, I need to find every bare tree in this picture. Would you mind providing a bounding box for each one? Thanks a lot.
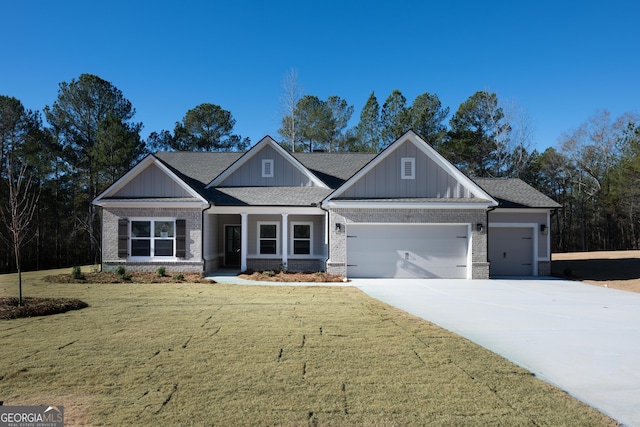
[500,98,535,177]
[559,110,639,250]
[279,68,303,151]
[1,158,40,305]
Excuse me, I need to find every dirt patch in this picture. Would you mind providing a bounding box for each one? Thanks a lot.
[43,272,214,284]
[552,250,640,294]
[238,271,347,282]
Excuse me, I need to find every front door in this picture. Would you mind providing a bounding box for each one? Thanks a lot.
[224,225,241,267]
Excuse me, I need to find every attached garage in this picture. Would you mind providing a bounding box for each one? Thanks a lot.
[488,226,535,276]
[346,224,470,279]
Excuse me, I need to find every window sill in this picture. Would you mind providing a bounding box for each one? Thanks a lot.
[127,257,179,262]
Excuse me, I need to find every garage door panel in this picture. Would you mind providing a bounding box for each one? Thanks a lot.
[346,224,468,279]
[488,227,533,276]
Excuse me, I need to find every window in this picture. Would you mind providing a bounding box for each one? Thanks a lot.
[292,222,312,255]
[401,157,415,179]
[262,159,274,178]
[258,222,278,254]
[130,219,176,258]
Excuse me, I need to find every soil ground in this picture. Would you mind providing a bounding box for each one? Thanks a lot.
[552,250,640,293]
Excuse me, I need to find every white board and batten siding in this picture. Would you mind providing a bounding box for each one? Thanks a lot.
[346,224,471,279]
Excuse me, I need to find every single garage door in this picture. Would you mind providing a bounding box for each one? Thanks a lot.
[346,224,469,279]
[488,227,534,276]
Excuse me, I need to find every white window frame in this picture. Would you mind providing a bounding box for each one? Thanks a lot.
[129,218,177,260]
[291,222,313,256]
[257,221,279,256]
[401,157,415,179]
[262,159,274,178]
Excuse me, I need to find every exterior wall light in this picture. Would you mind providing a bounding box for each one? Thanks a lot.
[335,223,343,232]
[476,223,484,233]
[540,224,548,235]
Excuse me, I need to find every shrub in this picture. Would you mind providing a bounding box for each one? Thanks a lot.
[157,266,166,277]
[262,270,275,277]
[172,273,184,280]
[71,266,85,280]
[115,266,126,277]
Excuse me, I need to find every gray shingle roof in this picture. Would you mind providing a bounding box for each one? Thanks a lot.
[210,187,333,206]
[293,153,376,187]
[153,151,375,190]
[473,178,561,208]
[154,152,243,186]
[150,152,560,209]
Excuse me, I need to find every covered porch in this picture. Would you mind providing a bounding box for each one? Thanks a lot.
[203,206,328,274]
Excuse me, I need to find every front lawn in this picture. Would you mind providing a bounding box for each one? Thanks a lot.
[0,268,618,426]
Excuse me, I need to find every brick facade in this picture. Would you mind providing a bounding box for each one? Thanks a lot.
[101,207,204,273]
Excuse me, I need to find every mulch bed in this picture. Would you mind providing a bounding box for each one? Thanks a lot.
[0,297,89,320]
[238,271,347,282]
[43,272,214,284]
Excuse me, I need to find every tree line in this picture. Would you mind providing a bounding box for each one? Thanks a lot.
[1,72,639,274]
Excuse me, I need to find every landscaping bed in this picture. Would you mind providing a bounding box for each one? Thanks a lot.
[238,270,346,282]
[43,271,214,284]
[0,297,88,320]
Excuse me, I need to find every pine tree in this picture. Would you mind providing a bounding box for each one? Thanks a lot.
[355,92,381,152]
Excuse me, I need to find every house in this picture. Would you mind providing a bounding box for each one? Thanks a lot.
[93,131,561,279]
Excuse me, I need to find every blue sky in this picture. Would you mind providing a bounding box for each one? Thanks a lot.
[2,0,638,151]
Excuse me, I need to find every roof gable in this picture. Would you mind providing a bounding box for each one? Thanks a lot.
[207,136,328,188]
[324,131,497,205]
[93,155,207,205]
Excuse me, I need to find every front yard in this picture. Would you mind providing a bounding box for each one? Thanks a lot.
[0,268,617,426]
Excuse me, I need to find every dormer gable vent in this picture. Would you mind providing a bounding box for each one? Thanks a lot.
[262,159,274,178]
[401,157,415,179]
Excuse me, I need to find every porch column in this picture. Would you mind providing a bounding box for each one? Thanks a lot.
[281,213,289,269]
[240,213,248,272]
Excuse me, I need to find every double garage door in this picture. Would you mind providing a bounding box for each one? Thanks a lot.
[346,224,469,279]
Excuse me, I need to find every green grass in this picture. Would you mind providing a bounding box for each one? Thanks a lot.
[0,268,618,426]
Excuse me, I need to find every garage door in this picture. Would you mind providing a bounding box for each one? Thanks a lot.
[346,224,469,279]
[488,227,534,276]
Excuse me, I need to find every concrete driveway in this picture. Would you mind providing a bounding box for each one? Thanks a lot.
[353,278,640,427]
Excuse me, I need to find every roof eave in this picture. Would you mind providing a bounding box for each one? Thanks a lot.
[93,200,209,208]
[322,200,497,209]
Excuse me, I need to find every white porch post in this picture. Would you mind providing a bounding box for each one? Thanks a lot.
[240,213,248,271]
[281,213,289,269]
